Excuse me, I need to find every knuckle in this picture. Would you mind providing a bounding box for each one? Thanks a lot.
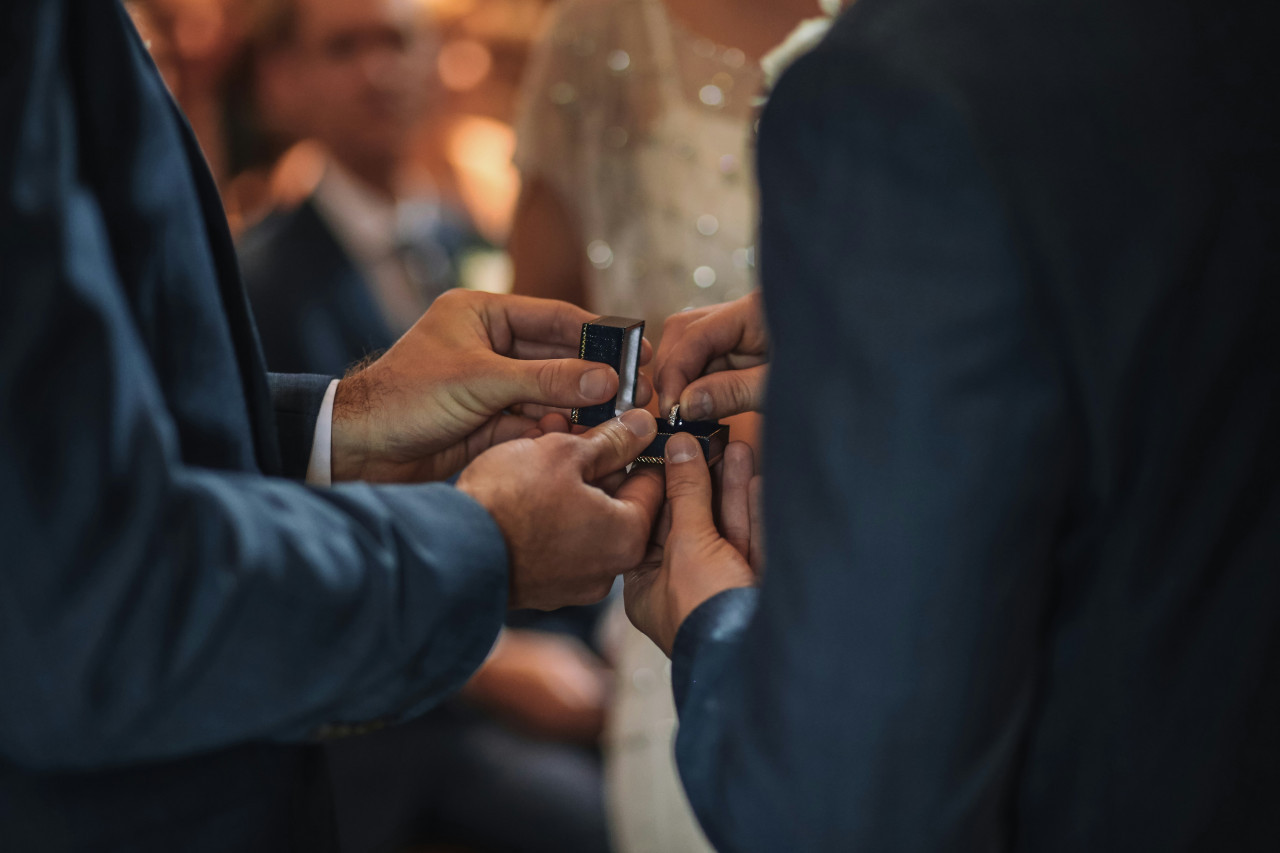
[729,373,757,408]
[535,358,565,392]
[596,420,631,457]
[542,432,576,455]
[567,433,602,467]
[433,288,470,311]
[666,477,706,503]
[561,430,590,459]
[662,312,690,335]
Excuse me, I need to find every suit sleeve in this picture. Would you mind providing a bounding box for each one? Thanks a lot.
[670,44,1077,851]
[0,9,507,772]
[268,372,337,480]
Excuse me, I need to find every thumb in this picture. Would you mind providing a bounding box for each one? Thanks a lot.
[577,408,658,481]
[484,355,620,411]
[663,432,715,537]
[678,364,767,421]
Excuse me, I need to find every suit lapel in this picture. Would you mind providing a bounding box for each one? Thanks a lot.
[165,99,284,476]
[295,199,399,358]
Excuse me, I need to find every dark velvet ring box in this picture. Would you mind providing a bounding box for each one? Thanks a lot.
[570,316,728,465]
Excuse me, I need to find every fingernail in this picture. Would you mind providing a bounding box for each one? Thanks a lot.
[580,367,612,401]
[681,390,712,421]
[667,432,699,464]
[619,408,656,438]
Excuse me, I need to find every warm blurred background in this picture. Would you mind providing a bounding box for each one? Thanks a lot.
[131,0,550,272]
[122,2,780,851]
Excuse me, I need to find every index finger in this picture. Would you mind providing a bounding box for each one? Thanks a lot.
[604,466,666,570]
[487,294,596,352]
[494,297,654,367]
[655,296,767,413]
[717,442,755,558]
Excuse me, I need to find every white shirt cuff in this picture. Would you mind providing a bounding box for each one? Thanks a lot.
[305,379,341,486]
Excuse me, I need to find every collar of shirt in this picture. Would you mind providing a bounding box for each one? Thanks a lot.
[313,161,448,261]
[311,162,401,269]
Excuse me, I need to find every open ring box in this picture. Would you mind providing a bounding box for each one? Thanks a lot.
[570,316,729,465]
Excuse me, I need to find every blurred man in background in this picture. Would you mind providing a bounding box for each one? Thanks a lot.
[238,0,483,375]
[235,2,613,851]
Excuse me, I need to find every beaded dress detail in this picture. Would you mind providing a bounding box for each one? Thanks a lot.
[515,4,767,851]
[514,0,763,345]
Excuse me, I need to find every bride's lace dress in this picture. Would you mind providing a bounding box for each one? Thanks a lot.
[514,0,761,344]
[515,2,765,850]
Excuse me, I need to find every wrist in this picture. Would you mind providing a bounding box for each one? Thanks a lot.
[667,547,756,652]
[455,471,522,605]
[663,590,722,655]
[331,374,376,482]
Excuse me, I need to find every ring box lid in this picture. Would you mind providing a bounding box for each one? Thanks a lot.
[572,316,728,464]
[570,316,645,427]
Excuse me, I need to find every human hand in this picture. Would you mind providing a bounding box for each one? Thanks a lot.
[464,629,611,743]
[330,290,652,483]
[624,436,763,655]
[655,291,769,421]
[457,408,665,610]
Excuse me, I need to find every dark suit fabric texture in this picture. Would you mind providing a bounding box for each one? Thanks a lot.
[239,199,399,378]
[239,193,611,853]
[669,0,1280,850]
[0,2,508,850]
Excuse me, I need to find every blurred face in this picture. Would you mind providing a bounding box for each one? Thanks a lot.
[285,0,433,169]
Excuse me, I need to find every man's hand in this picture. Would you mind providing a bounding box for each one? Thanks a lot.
[464,629,611,744]
[457,408,665,610]
[624,435,762,655]
[331,290,652,483]
[655,291,769,421]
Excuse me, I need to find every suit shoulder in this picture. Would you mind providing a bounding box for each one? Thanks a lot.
[762,10,978,164]
[236,200,336,294]
[236,203,307,266]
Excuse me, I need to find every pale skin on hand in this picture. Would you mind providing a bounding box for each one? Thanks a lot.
[654,291,770,422]
[322,288,665,612]
[624,434,762,655]
[458,408,666,611]
[328,289,652,484]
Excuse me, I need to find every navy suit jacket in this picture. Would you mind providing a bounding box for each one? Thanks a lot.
[239,199,398,377]
[238,193,485,378]
[0,2,508,849]
[671,1,1280,850]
